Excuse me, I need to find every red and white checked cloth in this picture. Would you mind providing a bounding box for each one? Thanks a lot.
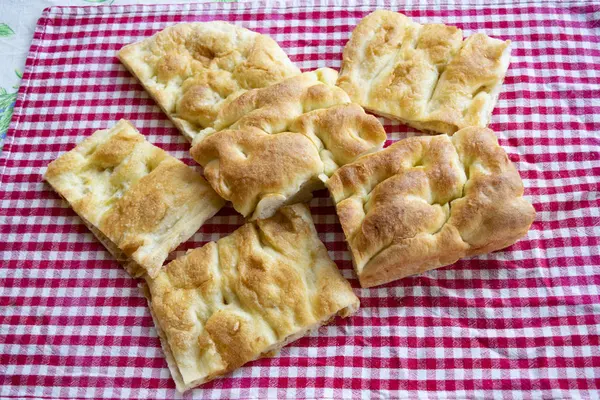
[1,1,599,398]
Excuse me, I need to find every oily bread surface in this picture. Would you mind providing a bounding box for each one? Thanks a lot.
[144,204,360,391]
[118,21,301,141]
[337,10,511,135]
[327,127,536,287]
[44,120,225,278]
[190,68,387,220]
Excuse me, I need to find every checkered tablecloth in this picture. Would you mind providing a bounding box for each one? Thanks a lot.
[1,1,599,398]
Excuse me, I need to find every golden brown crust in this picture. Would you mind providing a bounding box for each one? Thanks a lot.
[118,21,300,141]
[44,120,225,278]
[144,204,359,391]
[327,127,536,287]
[337,10,511,135]
[190,68,387,220]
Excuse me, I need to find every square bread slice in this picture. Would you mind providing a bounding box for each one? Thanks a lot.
[190,68,387,221]
[337,10,511,135]
[142,203,360,392]
[327,127,536,288]
[118,21,301,142]
[44,120,225,278]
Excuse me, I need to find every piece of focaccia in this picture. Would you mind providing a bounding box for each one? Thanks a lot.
[327,127,536,288]
[118,21,301,142]
[44,120,225,278]
[190,68,387,220]
[337,10,511,135]
[143,204,359,392]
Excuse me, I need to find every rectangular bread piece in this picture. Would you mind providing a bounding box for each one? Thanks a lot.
[327,127,536,288]
[44,120,225,278]
[337,10,511,135]
[118,21,301,142]
[190,68,387,220]
[143,203,360,392]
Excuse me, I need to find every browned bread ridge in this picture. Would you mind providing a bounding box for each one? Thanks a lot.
[327,127,536,287]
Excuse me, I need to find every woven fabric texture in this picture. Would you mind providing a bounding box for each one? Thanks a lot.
[1,1,599,398]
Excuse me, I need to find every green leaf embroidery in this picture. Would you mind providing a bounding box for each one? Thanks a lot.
[0,92,17,135]
[0,105,15,135]
[0,69,21,136]
[0,23,15,37]
[0,91,16,110]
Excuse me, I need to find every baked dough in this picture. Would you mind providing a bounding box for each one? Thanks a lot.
[327,127,536,288]
[143,204,359,392]
[337,10,511,135]
[190,68,387,220]
[44,120,225,278]
[118,21,300,142]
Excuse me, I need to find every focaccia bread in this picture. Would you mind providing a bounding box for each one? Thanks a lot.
[118,21,300,142]
[44,120,225,278]
[143,204,360,392]
[327,127,536,288]
[337,10,511,135]
[190,68,387,220]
